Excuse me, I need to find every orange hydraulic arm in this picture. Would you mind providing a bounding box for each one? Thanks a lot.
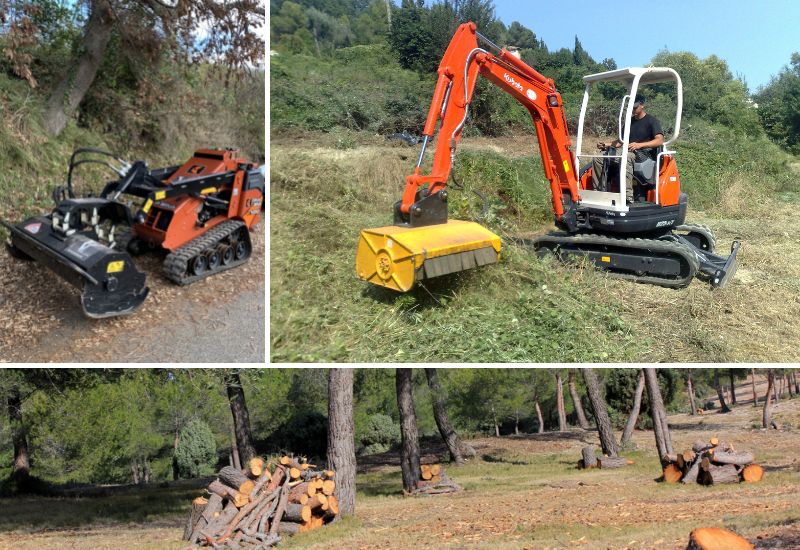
[401,22,581,222]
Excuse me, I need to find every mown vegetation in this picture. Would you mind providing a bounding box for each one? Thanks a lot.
[270,0,800,363]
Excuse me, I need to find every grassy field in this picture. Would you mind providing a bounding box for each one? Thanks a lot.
[270,128,800,362]
[2,381,799,549]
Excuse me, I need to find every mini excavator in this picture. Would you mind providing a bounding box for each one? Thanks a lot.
[356,23,739,291]
[2,148,264,318]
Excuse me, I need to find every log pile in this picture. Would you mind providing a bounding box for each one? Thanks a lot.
[409,463,462,496]
[663,438,764,485]
[184,456,338,548]
[578,446,634,469]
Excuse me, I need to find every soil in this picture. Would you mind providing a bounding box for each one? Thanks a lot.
[0,227,266,363]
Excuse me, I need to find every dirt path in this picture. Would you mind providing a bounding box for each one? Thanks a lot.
[0,228,265,363]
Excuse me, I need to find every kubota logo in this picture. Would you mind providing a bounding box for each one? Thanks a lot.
[504,73,524,93]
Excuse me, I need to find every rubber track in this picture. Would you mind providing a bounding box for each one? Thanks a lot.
[164,219,250,285]
[675,223,716,253]
[524,232,700,289]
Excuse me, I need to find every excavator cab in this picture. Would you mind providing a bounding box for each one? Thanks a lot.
[575,67,683,212]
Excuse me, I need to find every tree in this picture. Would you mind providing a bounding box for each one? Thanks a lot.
[505,21,538,49]
[425,368,465,465]
[554,371,567,432]
[643,368,673,463]
[174,419,216,479]
[43,0,264,136]
[686,369,698,415]
[755,52,800,153]
[567,370,590,430]
[713,369,731,413]
[396,368,420,493]
[728,369,738,405]
[620,369,645,446]
[327,368,356,517]
[751,368,759,407]
[582,369,619,457]
[762,369,775,429]
[7,386,30,483]
[224,371,256,466]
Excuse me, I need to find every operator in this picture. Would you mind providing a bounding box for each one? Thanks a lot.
[592,94,664,202]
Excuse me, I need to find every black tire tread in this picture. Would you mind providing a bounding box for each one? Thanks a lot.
[164,219,250,285]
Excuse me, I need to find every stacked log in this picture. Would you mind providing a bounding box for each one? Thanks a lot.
[578,446,632,469]
[685,527,754,550]
[409,463,461,495]
[663,438,764,485]
[184,456,338,548]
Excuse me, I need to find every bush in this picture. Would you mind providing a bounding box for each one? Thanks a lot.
[359,413,400,455]
[270,411,329,459]
[174,419,216,479]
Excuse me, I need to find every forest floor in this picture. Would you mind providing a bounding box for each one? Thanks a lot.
[0,227,265,362]
[1,377,799,549]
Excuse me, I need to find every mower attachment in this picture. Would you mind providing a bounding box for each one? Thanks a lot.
[356,219,501,292]
[1,215,149,319]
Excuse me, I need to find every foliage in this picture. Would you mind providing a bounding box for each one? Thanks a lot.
[174,419,216,478]
[755,52,800,153]
[358,413,400,454]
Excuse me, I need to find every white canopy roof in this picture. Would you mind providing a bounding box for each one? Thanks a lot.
[583,67,680,85]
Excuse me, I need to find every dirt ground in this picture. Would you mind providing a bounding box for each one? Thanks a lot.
[0,227,266,363]
[1,375,799,550]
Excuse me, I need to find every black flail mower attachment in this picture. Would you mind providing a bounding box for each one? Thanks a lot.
[1,147,264,319]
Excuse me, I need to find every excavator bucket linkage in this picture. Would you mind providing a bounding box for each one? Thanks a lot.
[356,219,501,292]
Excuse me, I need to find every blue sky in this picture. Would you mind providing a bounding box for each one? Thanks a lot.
[493,0,800,92]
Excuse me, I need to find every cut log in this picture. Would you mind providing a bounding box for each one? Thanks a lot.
[430,475,441,484]
[280,456,305,470]
[581,446,597,469]
[706,463,740,485]
[420,465,432,480]
[247,457,265,478]
[208,479,249,508]
[663,463,683,483]
[307,493,327,511]
[430,464,442,476]
[268,485,290,537]
[264,466,285,494]
[709,437,719,446]
[289,467,302,480]
[284,502,312,523]
[202,500,238,540]
[597,456,627,469]
[277,521,301,536]
[682,450,696,464]
[710,451,754,466]
[682,459,701,484]
[219,466,255,495]
[323,470,335,479]
[190,493,223,543]
[741,464,764,482]
[183,496,207,541]
[692,441,714,453]
[686,527,754,550]
[676,454,686,470]
[321,479,336,496]
[325,494,339,519]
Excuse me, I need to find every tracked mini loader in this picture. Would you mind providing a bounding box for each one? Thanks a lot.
[1,148,264,318]
[355,22,739,291]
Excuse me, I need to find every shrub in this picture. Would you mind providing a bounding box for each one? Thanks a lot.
[359,413,400,455]
[174,419,216,479]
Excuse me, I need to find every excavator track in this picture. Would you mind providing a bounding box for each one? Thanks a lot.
[164,219,251,285]
[522,232,700,289]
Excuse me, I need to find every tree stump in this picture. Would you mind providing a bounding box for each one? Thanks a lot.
[581,446,597,469]
[686,527,754,550]
[706,463,740,484]
[184,497,207,540]
[741,464,764,482]
[663,463,683,483]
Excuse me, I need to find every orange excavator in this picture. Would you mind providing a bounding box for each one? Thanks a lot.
[356,23,739,291]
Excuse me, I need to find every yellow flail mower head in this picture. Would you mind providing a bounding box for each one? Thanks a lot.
[356,181,502,292]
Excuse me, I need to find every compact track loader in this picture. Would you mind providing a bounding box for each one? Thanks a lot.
[2,148,264,318]
[356,22,739,291]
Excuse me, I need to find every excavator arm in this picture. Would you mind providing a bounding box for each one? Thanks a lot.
[399,22,581,228]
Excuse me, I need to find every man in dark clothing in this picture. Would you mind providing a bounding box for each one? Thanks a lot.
[592,94,664,202]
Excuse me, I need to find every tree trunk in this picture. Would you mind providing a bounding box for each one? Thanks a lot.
[131,460,140,484]
[773,374,780,403]
[491,404,500,437]
[568,370,590,430]
[762,369,774,429]
[555,372,567,432]
[686,372,698,416]
[396,368,421,493]
[328,368,356,518]
[728,369,737,405]
[385,0,392,26]
[643,368,673,462]
[794,371,799,395]
[534,399,544,434]
[424,368,464,465]
[43,0,115,136]
[8,387,30,483]
[787,374,794,398]
[173,428,181,481]
[230,426,241,470]
[581,446,597,469]
[621,369,645,445]
[224,371,256,465]
[713,369,730,412]
[751,368,758,407]
[582,369,619,457]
